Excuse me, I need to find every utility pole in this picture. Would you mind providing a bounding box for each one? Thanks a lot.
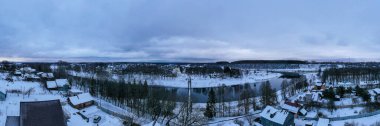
[185,76,192,125]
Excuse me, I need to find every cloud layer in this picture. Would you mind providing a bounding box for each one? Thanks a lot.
[1,0,380,62]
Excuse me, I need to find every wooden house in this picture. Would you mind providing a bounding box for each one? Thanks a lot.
[68,93,94,109]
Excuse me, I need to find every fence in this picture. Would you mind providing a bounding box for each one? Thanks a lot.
[94,101,134,123]
[304,110,380,121]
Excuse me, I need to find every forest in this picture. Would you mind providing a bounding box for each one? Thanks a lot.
[322,67,380,83]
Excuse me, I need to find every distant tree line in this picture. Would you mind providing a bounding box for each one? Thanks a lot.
[185,66,242,78]
[1,60,16,72]
[231,63,303,70]
[322,67,380,83]
[231,60,308,64]
[121,64,177,77]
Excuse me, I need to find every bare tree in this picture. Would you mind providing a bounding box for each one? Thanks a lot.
[174,103,206,126]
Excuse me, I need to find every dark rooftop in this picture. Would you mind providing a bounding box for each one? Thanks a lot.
[20,100,66,126]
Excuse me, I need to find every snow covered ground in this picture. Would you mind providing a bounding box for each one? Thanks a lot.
[70,70,282,88]
[0,80,66,125]
[306,107,364,118]
[0,78,123,126]
[64,105,123,126]
[150,72,281,88]
[330,114,380,126]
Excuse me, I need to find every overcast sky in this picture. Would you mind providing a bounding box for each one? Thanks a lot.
[1,0,380,62]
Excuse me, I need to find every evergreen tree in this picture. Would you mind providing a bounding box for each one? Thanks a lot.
[204,89,216,119]
[337,86,345,98]
[322,87,335,100]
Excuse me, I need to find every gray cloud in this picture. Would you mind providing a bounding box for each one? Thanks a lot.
[1,0,380,62]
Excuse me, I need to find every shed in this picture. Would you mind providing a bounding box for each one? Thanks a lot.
[14,71,22,76]
[280,101,300,114]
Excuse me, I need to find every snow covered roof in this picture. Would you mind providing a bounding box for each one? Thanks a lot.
[69,93,94,106]
[305,112,318,118]
[359,81,379,85]
[15,71,22,75]
[369,90,377,96]
[280,101,300,113]
[41,73,48,78]
[69,89,83,93]
[260,106,290,125]
[337,82,354,87]
[300,108,307,115]
[47,73,54,78]
[55,79,68,87]
[372,88,380,94]
[46,81,57,89]
[0,88,7,93]
[316,118,329,126]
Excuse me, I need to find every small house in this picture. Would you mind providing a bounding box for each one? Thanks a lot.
[305,92,322,103]
[46,79,69,91]
[14,71,22,76]
[281,101,303,118]
[23,74,40,81]
[259,106,294,126]
[41,73,55,80]
[5,100,67,126]
[299,108,307,116]
[68,93,94,109]
[20,67,36,74]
